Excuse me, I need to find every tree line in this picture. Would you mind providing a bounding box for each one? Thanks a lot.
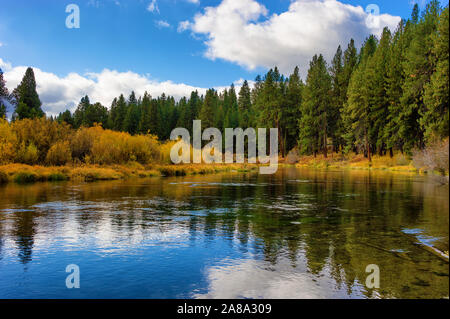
[1,2,448,161]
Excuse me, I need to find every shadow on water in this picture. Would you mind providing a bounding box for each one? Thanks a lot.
[0,168,448,298]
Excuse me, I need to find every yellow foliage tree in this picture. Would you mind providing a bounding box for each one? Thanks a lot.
[46,141,72,166]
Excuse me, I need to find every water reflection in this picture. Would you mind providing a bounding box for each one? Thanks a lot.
[0,168,448,298]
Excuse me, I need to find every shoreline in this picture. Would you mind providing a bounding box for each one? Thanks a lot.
[0,157,448,185]
[0,163,259,184]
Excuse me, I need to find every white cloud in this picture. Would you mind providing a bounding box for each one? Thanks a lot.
[182,0,401,76]
[147,0,159,14]
[0,58,211,116]
[193,257,367,299]
[155,20,171,28]
[0,58,250,117]
[185,0,200,4]
[0,58,12,71]
[0,42,4,47]
[177,20,191,33]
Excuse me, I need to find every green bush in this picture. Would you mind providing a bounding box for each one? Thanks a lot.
[47,173,69,181]
[13,172,37,183]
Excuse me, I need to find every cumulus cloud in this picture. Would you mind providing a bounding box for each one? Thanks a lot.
[0,58,249,117]
[177,20,191,33]
[155,20,171,28]
[0,58,210,116]
[193,257,366,299]
[182,0,401,76]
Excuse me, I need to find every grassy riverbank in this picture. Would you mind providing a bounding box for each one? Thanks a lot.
[0,163,258,184]
[291,152,448,176]
[1,154,448,185]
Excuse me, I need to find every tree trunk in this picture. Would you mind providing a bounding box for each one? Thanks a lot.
[323,115,327,158]
[365,129,371,162]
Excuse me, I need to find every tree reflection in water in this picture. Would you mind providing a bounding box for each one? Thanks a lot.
[0,168,448,298]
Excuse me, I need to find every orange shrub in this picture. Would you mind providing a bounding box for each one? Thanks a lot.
[70,125,103,161]
[0,118,17,164]
[46,141,72,166]
[12,118,72,162]
[15,142,39,164]
[90,129,160,164]
[0,118,164,167]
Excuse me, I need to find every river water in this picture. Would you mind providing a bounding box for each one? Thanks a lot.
[0,168,448,298]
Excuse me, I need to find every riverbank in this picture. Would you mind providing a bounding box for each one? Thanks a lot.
[1,152,448,185]
[0,163,258,184]
[291,152,449,176]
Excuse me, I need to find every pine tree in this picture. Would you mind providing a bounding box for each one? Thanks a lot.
[329,45,344,152]
[73,95,91,128]
[138,91,152,134]
[384,19,409,154]
[123,91,141,134]
[12,67,44,119]
[57,109,74,126]
[185,91,201,133]
[345,35,378,160]
[176,96,188,129]
[285,66,303,152]
[148,98,159,136]
[367,27,392,156]
[199,89,217,130]
[423,6,449,140]
[109,94,127,131]
[299,55,332,157]
[74,96,108,128]
[400,0,440,151]
[238,80,251,128]
[340,39,359,153]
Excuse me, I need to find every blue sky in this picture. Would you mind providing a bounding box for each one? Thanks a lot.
[0,0,447,114]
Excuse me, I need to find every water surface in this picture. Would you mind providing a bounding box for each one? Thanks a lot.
[0,168,448,298]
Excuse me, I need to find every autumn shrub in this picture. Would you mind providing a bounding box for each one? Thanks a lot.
[12,118,72,162]
[70,125,103,161]
[46,141,72,166]
[15,142,39,164]
[90,130,127,164]
[90,129,160,165]
[393,153,410,166]
[0,118,17,164]
[124,134,160,164]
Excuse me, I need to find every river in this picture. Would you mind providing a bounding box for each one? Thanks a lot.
[0,167,448,298]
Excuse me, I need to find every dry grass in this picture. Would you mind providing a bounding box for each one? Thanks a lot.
[0,162,258,184]
[294,152,418,173]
